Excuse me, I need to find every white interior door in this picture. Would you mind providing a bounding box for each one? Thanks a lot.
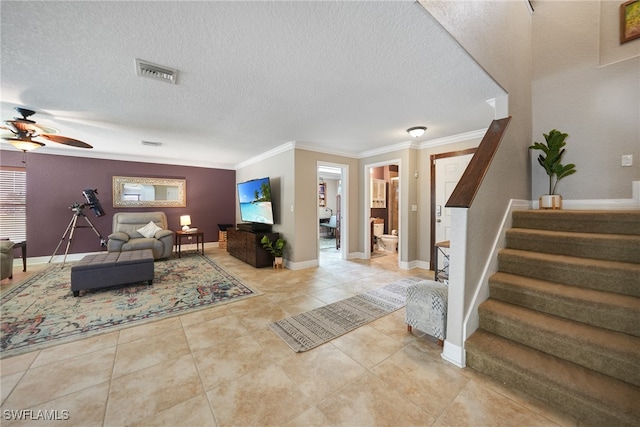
[435,154,473,270]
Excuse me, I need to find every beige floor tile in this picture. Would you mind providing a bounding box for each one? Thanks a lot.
[3,381,110,427]
[193,334,273,391]
[433,377,564,426]
[1,371,23,406]
[3,347,116,409]
[234,304,291,332]
[183,314,250,352]
[317,372,435,427]
[467,370,579,427]
[367,308,419,344]
[179,304,232,327]
[1,249,581,426]
[207,364,313,427]
[310,286,356,304]
[0,352,38,377]
[129,393,216,427]
[31,331,119,368]
[284,406,332,427]
[372,340,470,418]
[272,294,327,317]
[250,327,299,361]
[331,324,405,369]
[117,316,183,344]
[112,327,191,378]
[105,353,204,426]
[278,344,367,401]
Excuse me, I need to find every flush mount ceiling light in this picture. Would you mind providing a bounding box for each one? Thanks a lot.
[407,126,427,138]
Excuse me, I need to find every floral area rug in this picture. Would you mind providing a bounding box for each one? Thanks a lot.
[1,254,259,359]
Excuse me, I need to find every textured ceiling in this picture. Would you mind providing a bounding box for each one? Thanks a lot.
[1,1,505,169]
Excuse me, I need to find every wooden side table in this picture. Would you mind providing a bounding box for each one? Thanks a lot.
[175,231,204,257]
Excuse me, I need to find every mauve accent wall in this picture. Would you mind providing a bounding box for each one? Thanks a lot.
[1,150,235,257]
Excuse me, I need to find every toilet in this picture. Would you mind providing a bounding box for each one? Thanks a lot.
[380,230,398,253]
[372,220,398,253]
[373,222,385,252]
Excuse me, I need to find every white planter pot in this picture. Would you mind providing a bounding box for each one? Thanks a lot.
[539,194,562,210]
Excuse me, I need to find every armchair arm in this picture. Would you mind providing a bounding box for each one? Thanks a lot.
[107,232,130,242]
[155,229,173,240]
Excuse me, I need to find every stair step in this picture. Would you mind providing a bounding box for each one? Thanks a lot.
[478,299,640,387]
[466,330,640,427]
[512,209,640,235]
[505,228,640,263]
[489,272,640,336]
[498,248,640,297]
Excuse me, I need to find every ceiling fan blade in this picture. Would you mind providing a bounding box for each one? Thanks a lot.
[40,134,93,149]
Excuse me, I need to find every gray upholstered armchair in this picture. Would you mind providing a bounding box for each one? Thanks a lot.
[107,212,174,259]
[1,240,15,280]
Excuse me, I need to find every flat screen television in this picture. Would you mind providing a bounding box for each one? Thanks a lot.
[237,177,274,225]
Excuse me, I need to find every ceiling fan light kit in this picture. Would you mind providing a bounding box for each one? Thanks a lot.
[2,107,93,152]
[4,138,45,152]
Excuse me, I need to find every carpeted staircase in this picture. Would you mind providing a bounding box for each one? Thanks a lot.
[465,209,640,426]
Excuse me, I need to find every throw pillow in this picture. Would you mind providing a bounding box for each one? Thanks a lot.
[137,221,162,238]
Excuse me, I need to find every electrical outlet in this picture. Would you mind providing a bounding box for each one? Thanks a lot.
[622,154,633,167]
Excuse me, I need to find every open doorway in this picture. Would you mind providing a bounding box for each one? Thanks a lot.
[364,160,401,265]
[318,163,347,263]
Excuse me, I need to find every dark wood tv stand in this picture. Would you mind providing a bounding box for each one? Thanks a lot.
[226,228,278,268]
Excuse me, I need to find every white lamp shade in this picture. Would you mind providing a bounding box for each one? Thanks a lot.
[407,126,427,138]
[180,215,191,226]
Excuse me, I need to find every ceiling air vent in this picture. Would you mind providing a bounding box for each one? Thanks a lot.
[135,59,177,84]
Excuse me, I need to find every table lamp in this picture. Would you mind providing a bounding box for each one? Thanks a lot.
[180,215,191,232]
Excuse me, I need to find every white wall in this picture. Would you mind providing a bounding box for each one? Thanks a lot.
[532,1,640,199]
[420,0,533,366]
[235,147,295,259]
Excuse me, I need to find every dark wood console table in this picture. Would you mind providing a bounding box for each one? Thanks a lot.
[226,228,278,268]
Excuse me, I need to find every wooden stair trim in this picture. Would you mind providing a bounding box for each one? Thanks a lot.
[445,116,511,208]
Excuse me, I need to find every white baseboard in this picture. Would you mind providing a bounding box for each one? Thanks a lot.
[287,259,318,270]
[532,181,640,210]
[442,339,465,368]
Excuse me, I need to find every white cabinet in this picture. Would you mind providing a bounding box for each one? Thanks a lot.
[370,179,386,208]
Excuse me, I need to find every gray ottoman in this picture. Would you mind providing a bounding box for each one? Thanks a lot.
[405,280,448,346]
[71,249,154,297]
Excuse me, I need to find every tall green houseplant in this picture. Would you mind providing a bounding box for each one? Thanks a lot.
[529,129,577,195]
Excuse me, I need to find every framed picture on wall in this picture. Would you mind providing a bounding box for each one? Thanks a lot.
[620,0,640,43]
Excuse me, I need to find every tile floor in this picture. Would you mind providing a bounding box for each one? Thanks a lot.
[0,246,581,426]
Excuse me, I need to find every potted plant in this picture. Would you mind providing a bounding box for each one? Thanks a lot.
[529,129,577,209]
[260,235,286,269]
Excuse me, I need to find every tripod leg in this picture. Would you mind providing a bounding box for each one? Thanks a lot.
[82,216,107,247]
[48,214,77,263]
[61,215,79,267]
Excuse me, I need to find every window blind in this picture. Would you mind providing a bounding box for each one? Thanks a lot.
[0,167,27,242]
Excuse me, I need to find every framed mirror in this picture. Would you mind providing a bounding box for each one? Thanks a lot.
[112,176,186,208]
